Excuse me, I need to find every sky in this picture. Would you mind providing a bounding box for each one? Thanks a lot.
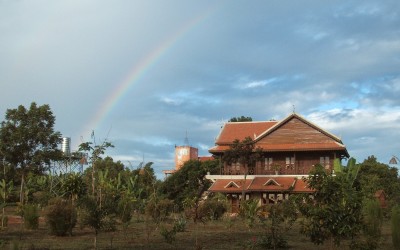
[1,0,400,178]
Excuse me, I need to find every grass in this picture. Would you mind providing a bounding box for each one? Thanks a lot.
[0,208,397,249]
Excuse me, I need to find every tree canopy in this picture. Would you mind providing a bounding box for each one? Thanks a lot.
[357,155,400,205]
[160,159,219,210]
[0,102,62,174]
[229,116,253,122]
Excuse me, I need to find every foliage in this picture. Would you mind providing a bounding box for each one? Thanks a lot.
[22,204,40,230]
[357,155,400,206]
[160,159,218,211]
[0,102,62,203]
[159,216,187,245]
[0,178,13,228]
[222,137,262,172]
[298,162,363,246]
[363,198,382,244]
[159,226,177,244]
[239,199,259,228]
[145,198,174,223]
[198,196,227,221]
[79,195,116,231]
[0,102,62,173]
[78,138,114,196]
[61,172,87,203]
[392,205,400,249]
[44,198,77,236]
[229,116,253,122]
[259,199,297,249]
[173,216,187,232]
[257,235,288,249]
[350,198,383,250]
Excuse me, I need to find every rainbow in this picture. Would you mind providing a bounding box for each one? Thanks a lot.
[80,4,219,140]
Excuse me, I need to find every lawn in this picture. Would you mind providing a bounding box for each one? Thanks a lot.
[0,208,396,249]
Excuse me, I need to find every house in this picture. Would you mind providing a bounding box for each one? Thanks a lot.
[374,189,387,208]
[206,113,349,212]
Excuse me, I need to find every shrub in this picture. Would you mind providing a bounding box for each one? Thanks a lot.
[392,205,400,249]
[160,226,177,244]
[145,198,174,222]
[173,216,186,232]
[258,235,288,249]
[198,199,227,221]
[23,204,39,230]
[45,198,77,236]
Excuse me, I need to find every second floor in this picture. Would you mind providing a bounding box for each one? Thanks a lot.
[216,151,341,175]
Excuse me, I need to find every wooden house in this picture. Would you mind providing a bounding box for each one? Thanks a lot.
[206,113,349,212]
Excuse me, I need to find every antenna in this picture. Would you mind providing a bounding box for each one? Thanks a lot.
[292,104,296,113]
[184,131,189,146]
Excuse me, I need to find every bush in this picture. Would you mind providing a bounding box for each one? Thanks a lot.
[198,199,227,221]
[145,198,174,222]
[173,216,186,232]
[258,235,288,249]
[160,226,177,244]
[392,205,400,249]
[44,198,77,236]
[23,204,39,230]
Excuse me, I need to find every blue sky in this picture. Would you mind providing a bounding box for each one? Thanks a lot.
[1,0,400,178]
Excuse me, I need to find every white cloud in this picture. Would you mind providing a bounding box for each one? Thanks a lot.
[1,0,400,174]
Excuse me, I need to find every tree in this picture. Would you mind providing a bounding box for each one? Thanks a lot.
[222,137,262,197]
[259,199,298,250]
[78,137,114,196]
[229,116,253,122]
[298,161,363,247]
[160,159,218,219]
[0,102,62,203]
[357,156,400,206]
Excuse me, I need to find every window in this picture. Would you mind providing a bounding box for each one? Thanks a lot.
[286,156,295,165]
[264,157,273,170]
[320,156,330,169]
[285,156,295,170]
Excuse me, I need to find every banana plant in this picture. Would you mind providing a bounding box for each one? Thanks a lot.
[333,157,360,186]
[0,179,13,228]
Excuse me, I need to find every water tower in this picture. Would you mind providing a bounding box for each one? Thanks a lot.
[61,137,71,155]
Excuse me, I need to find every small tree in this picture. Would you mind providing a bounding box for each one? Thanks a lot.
[259,200,297,250]
[78,136,114,196]
[298,161,363,247]
[0,179,13,228]
[239,199,259,228]
[79,195,116,249]
[222,137,262,198]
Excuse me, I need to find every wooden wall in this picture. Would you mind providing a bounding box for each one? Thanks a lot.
[257,117,337,145]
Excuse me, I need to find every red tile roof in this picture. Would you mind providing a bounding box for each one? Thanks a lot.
[215,121,277,144]
[198,156,214,162]
[208,177,313,193]
[209,179,253,193]
[209,113,349,157]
